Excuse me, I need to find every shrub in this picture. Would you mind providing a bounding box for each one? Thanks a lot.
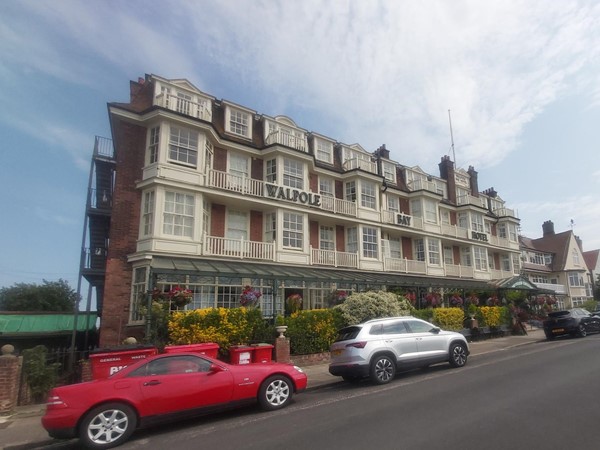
[334,291,413,325]
[479,306,502,328]
[279,309,345,355]
[432,308,465,331]
[168,307,271,355]
[412,308,434,322]
[22,345,60,403]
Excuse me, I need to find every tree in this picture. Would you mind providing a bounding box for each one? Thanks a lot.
[0,279,79,312]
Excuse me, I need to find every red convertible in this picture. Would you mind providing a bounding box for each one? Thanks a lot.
[42,353,307,449]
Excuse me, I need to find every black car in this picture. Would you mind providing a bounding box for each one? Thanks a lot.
[543,308,600,340]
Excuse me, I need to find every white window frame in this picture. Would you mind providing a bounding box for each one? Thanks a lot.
[283,158,304,189]
[320,226,335,250]
[427,238,441,265]
[226,107,252,138]
[443,245,453,265]
[149,126,160,165]
[471,212,484,233]
[169,126,198,167]
[362,227,378,258]
[319,177,334,197]
[347,227,358,254]
[345,181,356,202]
[315,137,333,163]
[473,246,488,271]
[382,161,396,184]
[360,181,376,209]
[163,191,195,238]
[414,239,425,262]
[266,159,277,183]
[424,199,437,224]
[142,191,155,236]
[461,247,472,267]
[283,212,303,249]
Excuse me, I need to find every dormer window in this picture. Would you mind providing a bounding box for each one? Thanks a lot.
[315,137,333,163]
[382,161,396,184]
[225,105,253,139]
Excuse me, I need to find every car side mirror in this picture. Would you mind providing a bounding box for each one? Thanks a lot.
[209,364,225,374]
[430,327,441,334]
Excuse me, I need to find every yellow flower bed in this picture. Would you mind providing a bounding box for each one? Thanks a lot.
[479,306,502,328]
[432,308,465,331]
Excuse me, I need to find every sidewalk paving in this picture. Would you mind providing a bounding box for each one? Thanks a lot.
[0,328,544,450]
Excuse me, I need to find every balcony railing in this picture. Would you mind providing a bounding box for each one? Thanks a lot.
[493,207,517,218]
[82,247,107,270]
[457,194,488,209]
[444,264,474,278]
[407,178,438,194]
[311,248,359,268]
[320,195,357,217]
[155,92,212,121]
[441,223,469,239]
[94,136,114,159]
[88,188,113,210]
[383,257,427,274]
[208,170,264,197]
[342,158,377,174]
[534,282,566,294]
[203,236,275,261]
[265,130,307,152]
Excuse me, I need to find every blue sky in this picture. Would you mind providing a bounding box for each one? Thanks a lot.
[1,0,599,294]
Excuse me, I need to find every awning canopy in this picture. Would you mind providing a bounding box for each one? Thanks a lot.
[0,313,98,337]
[488,275,554,293]
[150,257,494,290]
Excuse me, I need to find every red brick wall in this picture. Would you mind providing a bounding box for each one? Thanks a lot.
[251,157,263,179]
[0,354,21,414]
[336,225,345,252]
[100,118,146,347]
[310,221,319,248]
[335,180,343,199]
[453,246,461,264]
[211,204,226,236]
[250,210,263,241]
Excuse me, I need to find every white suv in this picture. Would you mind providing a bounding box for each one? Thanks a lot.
[329,316,469,384]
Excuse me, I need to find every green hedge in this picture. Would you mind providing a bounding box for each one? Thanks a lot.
[279,309,345,355]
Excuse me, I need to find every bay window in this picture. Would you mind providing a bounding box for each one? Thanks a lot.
[362,227,378,258]
[163,191,195,238]
[169,126,198,166]
[283,212,303,249]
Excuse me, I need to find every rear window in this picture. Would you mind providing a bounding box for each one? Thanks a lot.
[335,326,362,342]
[548,311,570,318]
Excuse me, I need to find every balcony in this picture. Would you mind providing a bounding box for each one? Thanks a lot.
[457,194,487,209]
[407,178,438,194]
[310,248,358,268]
[320,195,357,217]
[493,207,518,218]
[441,223,469,239]
[203,236,275,261]
[208,169,264,197]
[342,157,377,174]
[534,282,566,294]
[444,264,474,278]
[383,257,427,275]
[155,92,212,122]
[265,130,307,152]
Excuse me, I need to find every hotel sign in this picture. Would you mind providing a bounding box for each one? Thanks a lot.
[265,184,321,207]
[471,231,489,242]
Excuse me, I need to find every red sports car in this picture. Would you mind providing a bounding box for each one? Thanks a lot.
[42,353,307,449]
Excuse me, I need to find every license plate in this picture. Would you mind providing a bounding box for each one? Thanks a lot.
[332,349,343,356]
[552,328,564,333]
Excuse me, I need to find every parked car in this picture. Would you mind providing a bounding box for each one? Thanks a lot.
[42,353,307,449]
[329,316,469,385]
[543,308,600,339]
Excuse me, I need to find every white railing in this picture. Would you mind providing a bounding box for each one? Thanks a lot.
[311,248,359,268]
[457,194,487,209]
[407,179,438,194]
[265,130,307,152]
[203,236,275,261]
[155,92,212,121]
[488,235,510,248]
[441,223,469,239]
[493,207,517,218]
[489,269,515,280]
[384,257,427,274]
[208,169,264,197]
[445,264,474,278]
[342,158,377,174]
[534,282,566,294]
[320,195,357,216]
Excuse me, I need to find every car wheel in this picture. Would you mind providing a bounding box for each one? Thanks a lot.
[258,375,293,411]
[545,333,555,340]
[578,325,587,337]
[79,402,137,449]
[370,355,396,385]
[449,342,468,368]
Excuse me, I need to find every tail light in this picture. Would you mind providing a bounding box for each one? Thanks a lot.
[46,395,68,409]
[346,341,367,349]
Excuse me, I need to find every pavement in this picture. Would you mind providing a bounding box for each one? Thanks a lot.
[0,327,544,450]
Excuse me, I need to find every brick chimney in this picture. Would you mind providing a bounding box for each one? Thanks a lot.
[438,156,456,204]
[467,165,479,197]
[542,220,555,237]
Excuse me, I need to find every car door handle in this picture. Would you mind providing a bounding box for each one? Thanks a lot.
[143,380,161,386]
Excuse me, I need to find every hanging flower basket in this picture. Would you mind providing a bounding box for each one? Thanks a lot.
[449,294,463,307]
[168,286,193,307]
[240,285,262,307]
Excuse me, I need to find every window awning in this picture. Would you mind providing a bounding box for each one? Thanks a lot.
[0,313,98,337]
[150,257,493,290]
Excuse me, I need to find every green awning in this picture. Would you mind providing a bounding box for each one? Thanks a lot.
[0,313,98,337]
[488,276,553,293]
[150,257,493,290]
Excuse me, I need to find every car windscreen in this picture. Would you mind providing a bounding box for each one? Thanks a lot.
[335,326,362,342]
[548,311,570,318]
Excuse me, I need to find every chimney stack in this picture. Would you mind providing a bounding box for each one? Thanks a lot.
[542,220,555,237]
